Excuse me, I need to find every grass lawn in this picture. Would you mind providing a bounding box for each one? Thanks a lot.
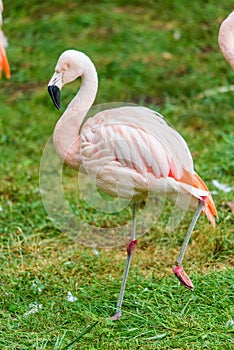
[0,0,234,349]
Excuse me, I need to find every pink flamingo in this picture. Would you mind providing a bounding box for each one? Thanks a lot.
[218,13,234,213]
[48,50,217,320]
[0,0,10,79]
[219,11,234,70]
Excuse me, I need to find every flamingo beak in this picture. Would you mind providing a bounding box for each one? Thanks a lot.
[0,44,10,79]
[48,85,61,110]
[48,71,63,110]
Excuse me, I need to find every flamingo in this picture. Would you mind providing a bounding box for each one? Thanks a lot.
[218,12,234,217]
[218,11,234,70]
[0,0,10,79]
[47,50,217,320]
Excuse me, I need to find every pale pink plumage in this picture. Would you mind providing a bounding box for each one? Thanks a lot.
[218,11,234,235]
[49,51,216,225]
[48,50,217,319]
[80,107,212,212]
[218,11,234,70]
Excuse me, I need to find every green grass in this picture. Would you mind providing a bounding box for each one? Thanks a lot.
[0,0,234,349]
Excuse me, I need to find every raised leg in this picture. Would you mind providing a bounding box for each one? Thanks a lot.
[110,203,138,320]
[173,199,205,290]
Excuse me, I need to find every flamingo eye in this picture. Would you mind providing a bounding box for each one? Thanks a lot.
[64,63,69,71]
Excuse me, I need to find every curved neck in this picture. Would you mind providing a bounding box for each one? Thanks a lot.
[67,65,98,114]
[53,59,98,167]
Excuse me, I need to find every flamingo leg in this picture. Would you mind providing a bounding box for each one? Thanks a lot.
[173,199,205,290]
[110,203,137,320]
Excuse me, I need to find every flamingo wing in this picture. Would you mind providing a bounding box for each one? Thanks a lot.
[80,106,193,179]
[79,106,217,225]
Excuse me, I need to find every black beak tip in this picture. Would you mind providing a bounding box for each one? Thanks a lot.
[48,85,61,110]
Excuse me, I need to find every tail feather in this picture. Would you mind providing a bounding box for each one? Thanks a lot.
[180,170,217,227]
[0,43,11,79]
[193,173,217,227]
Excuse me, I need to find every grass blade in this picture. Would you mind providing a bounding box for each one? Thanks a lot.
[61,320,99,349]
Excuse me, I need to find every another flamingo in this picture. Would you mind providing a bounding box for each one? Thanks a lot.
[0,0,10,79]
[48,50,217,320]
[219,11,234,70]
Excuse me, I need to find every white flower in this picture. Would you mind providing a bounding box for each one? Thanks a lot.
[66,291,78,302]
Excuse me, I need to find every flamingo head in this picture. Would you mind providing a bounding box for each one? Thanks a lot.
[48,50,93,110]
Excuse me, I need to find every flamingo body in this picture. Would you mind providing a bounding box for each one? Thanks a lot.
[0,0,10,79]
[48,50,217,319]
[80,107,210,210]
[49,50,216,225]
[219,11,234,69]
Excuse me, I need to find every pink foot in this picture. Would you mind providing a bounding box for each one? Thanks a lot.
[173,265,194,291]
[110,310,121,321]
